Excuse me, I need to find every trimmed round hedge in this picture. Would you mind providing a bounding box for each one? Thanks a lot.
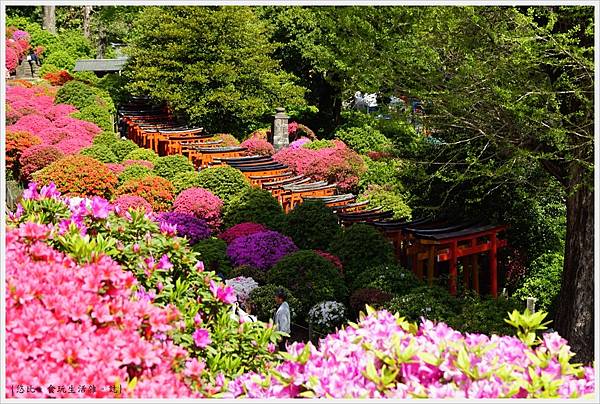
[267,250,348,317]
[33,155,118,199]
[329,223,395,279]
[223,187,285,230]
[196,166,251,205]
[227,230,298,271]
[284,200,340,250]
[350,263,421,294]
[18,144,64,181]
[383,285,461,323]
[153,155,195,181]
[117,164,154,186]
[172,187,223,229]
[115,175,174,211]
[172,171,203,195]
[124,148,160,164]
[92,131,120,147]
[80,144,119,163]
[192,237,232,277]
[110,139,139,162]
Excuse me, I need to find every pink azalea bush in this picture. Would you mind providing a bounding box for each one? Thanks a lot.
[218,222,268,244]
[229,308,595,399]
[6,85,101,155]
[173,187,223,230]
[274,140,366,192]
[240,137,275,156]
[5,224,198,398]
[18,144,65,181]
[114,194,153,215]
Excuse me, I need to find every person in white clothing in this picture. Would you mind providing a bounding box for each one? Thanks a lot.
[274,288,291,350]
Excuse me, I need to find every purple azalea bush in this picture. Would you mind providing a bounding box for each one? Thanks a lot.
[157,212,211,245]
[226,230,298,271]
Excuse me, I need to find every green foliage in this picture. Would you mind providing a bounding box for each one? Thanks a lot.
[249,284,301,322]
[267,250,348,318]
[358,156,403,191]
[283,200,340,250]
[72,103,114,132]
[117,164,154,186]
[505,309,552,347]
[223,187,285,230]
[153,155,195,182]
[358,184,412,220]
[172,171,203,195]
[196,166,252,206]
[303,139,335,150]
[79,144,118,163]
[97,73,130,106]
[92,131,120,147]
[330,223,395,279]
[192,237,232,276]
[109,139,139,162]
[124,147,160,164]
[72,71,101,86]
[513,252,563,314]
[228,265,268,286]
[38,63,60,76]
[334,125,392,153]
[448,293,523,337]
[350,263,421,294]
[42,50,79,72]
[126,7,308,136]
[383,285,461,323]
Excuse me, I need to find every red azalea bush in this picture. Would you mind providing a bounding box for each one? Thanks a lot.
[6,45,18,71]
[173,188,223,229]
[43,70,74,86]
[18,144,65,181]
[116,176,175,212]
[114,194,153,215]
[349,287,394,315]
[274,140,366,192]
[314,250,344,273]
[218,222,269,244]
[5,28,30,72]
[240,137,275,156]
[33,155,118,199]
[5,224,198,398]
[6,130,41,174]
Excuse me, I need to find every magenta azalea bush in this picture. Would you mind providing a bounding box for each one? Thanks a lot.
[157,212,212,245]
[227,230,298,271]
[218,222,268,244]
[229,308,595,399]
[240,137,275,156]
[5,224,197,398]
[173,187,223,230]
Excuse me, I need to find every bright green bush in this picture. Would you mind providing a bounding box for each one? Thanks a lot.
[334,125,392,153]
[283,200,340,250]
[329,223,395,279]
[357,184,412,220]
[153,155,195,182]
[248,284,301,322]
[124,148,160,164]
[448,293,522,336]
[92,131,120,147]
[223,187,285,230]
[303,139,335,150]
[513,252,563,313]
[172,171,203,195]
[79,144,118,163]
[38,63,60,77]
[359,156,404,190]
[117,164,154,186]
[42,49,79,72]
[109,139,139,162]
[196,166,252,205]
[192,237,232,276]
[72,71,100,86]
[267,250,348,318]
[73,103,114,131]
[350,263,421,294]
[383,285,461,323]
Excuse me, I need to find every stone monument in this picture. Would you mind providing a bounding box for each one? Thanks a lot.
[269,107,289,151]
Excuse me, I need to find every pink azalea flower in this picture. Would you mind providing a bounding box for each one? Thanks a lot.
[192,328,211,348]
[90,196,111,219]
[157,254,173,271]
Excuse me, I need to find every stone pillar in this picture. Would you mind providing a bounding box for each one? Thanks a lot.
[270,107,289,151]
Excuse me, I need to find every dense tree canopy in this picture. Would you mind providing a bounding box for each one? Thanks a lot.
[125,7,307,136]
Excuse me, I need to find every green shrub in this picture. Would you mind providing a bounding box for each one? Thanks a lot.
[350,263,421,294]
[448,293,522,336]
[55,81,94,108]
[330,223,395,279]
[118,164,154,186]
[192,237,232,276]
[73,103,114,131]
[124,148,160,164]
[359,156,404,191]
[72,71,100,86]
[42,49,79,72]
[284,200,340,250]
[97,73,129,106]
[248,284,301,322]
[267,250,348,318]
[383,285,461,323]
[228,265,268,285]
[153,155,195,181]
[172,171,203,195]
[357,184,412,220]
[303,139,335,150]
[513,252,563,313]
[109,139,138,162]
[92,131,120,147]
[334,125,392,153]
[79,144,118,163]
[223,187,285,230]
[376,116,422,155]
[196,166,251,205]
[38,63,60,77]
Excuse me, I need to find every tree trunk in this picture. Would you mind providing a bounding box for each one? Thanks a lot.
[42,6,56,34]
[97,26,107,59]
[83,6,93,39]
[553,163,594,364]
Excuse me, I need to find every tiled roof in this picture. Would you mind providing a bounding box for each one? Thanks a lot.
[73,58,128,72]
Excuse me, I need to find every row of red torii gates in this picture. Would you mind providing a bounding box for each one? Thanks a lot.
[118,98,507,298]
